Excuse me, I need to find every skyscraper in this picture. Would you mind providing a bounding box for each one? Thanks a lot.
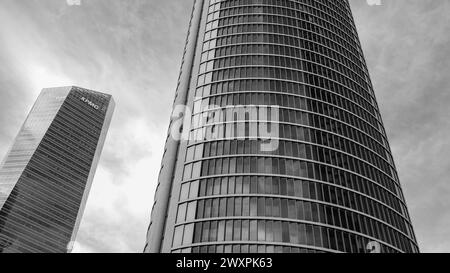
[0,86,114,253]
[145,0,419,253]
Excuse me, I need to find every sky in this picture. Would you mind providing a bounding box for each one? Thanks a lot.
[0,0,448,253]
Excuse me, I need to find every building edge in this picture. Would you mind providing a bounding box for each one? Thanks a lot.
[145,0,205,253]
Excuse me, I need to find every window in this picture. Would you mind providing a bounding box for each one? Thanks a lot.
[280,178,287,195]
[282,222,290,243]
[225,220,233,241]
[194,144,204,160]
[217,221,225,242]
[273,198,281,217]
[274,221,282,242]
[294,180,303,197]
[272,178,280,194]
[288,200,296,219]
[210,221,218,242]
[265,198,273,217]
[219,198,227,217]
[205,179,213,196]
[306,225,314,246]
[211,198,219,217]
[281,199,288,218]
[290,223,299,244]
[202,222,210,243]
[186,201,197,221]
[266,221,274,242]
[287,179,295,196]
[194,223,202,243]
[192,161,201,179]
[314,226,323,248]
[173,226,184,247]
[196,200,205,219]
[235,197,242,216]
[179,183,189,201]
[183,164,192,181]
[213,179,221,195]
[250,177,258,194]
[234,220,241,241]
[177,203,187,223]
[250,220,258,241]
[242,197,250,216]
[186,147,194,162]
[183,224,195,245]
[304,202,313,221]
[220,178,228,194]
[250,197,258,216]
[242,220,249,241]
[256,198,265,218]
[228,177,235,194]
[299,224,306,245]
[258,220,266,241]
[189,180,199,199]
[204,199,212,218]
[257,177,265,193]
[227,198,234,217]
[235,177,242,194]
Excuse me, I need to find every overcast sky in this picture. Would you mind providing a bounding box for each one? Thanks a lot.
[0,0,448,253]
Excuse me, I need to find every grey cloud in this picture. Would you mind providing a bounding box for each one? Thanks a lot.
[0,0,448,252]
[350,0,450,252]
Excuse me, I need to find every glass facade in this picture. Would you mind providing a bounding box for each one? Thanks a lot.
[146,0,419,253]
[0,86,114,253]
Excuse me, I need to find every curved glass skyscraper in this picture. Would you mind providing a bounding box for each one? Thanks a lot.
[145,0,419,253]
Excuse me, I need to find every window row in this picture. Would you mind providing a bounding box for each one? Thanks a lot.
[0,203,74,248]
[27,165,86,203]
[46,127,96,159]
[201,32,363,91]
[4,174,79,227]
[188,123,395,190]
[57,105,104,143]
[0,226,67,253]
[208,4,359,50]
[25,167,85,207]
[188,196,412,251]
[189,114,388,174]
[182,157,404,210]
[194,78,378,130]
[190,97,385,165]
[209,23,360,73]
[211,13,360,61]
[187,138,392,185]
[202,32,374,103]
[179,176,408,232]
[198,68,373,121]
[200,43,367,92]
[199,41,366,101]
[186,139,396,201]
[198,64,369,116]
[173,219,414,253]
[24,168,84,214]
[33,145,91,184]
[178,176,407,235]
[188,143,393,192]
[209,0,357,48]
[193,90,382,143]
[192,135,387,181]
[174,244,325,253]
[42,132,94,171]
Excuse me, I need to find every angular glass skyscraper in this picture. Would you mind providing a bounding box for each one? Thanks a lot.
[0,86,114,253]
[145,0,419,253]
